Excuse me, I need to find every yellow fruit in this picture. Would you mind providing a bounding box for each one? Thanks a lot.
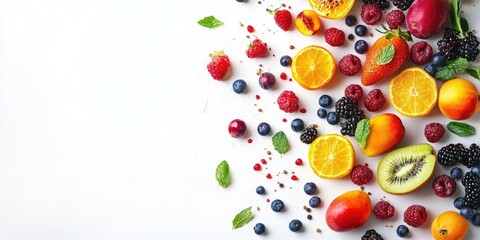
[295,10,322,36]
[308,134,354,179]
[438,78,480,120]
[291,45,336,90]
[431,211,468,240]
[361,113,405,157]
[309,0,355,19]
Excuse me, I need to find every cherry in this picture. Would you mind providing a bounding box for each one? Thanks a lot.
[228,119,247,138]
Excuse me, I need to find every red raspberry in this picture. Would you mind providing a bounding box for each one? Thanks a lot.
[338,54,362,76]
[432,174,456,198]
[424,122,445,143]
[364,89,386,112]
[345,84,364,101]
[386,9,405,29]
[404,205,428,227]
[410,41,433,65]
[350,164,373,185]
[325,27,345,47]
[361,4,383,25]
[277,90,299,113]
[271,9,292,31]
[373,200,395,220]
[207,51,230,80]
[246,39,268,58]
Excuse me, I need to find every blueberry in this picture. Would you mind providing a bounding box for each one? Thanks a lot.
[472,165,480,176]
[280,55,292,67]
[232,79,247,93]
[291,118,305,132]
[460,207,474,219]
[354,40,369,54]
[424,64,437,77]
[236,0,247,2]
[256,186,266,195]
[309,196,321,208]
[431,52,447,67]
[396,225,409,238]
[258,72,276,90]
[253,223,266,235]
[450,167,463,180]
[454,197,466,209]
[288,219,303,232]
[319,95,333,108]
[317,108,327,119]
[257,122,271,136]
[304,182,317,195]
[271,199,285,212]
[354,24,367,37]
[326,111,340,125]
[345,15,357,27]
[472,213,480,226]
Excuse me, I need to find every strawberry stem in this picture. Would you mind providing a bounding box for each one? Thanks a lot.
[376,25,412,41]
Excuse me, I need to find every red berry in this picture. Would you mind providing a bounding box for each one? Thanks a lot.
[289,45,295,49]
[386,9,405,29]
[338,54,362,76]
[350,164,373,185]
[364,89,386,112]
[261,159,267,164]
[277,90,300,113]
[361,4,383,25]
[253,163,261,171]
[272,9,292,31]
[266,173,272,179]
[246,39,268,58]
[207,51,230,80]
[404,205,428,227]
[280,72,288,80]
[373,200,395,220]
[291,175,299,181]
[345,84,364,101]
[410,41,433,65]
[432,174,456,198]
[324,27,345,47]
[424,122,445,143]
[228,119,247,138]
[247,25,255,33]
[295,158,303,166]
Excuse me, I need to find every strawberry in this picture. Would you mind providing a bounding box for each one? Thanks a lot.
[268,8,292,31]
[361,27,412,86]
[207,51,230,80]
[246,39,268,58]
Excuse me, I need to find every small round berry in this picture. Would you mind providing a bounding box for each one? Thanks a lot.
[424,64,437,77]
[396,225,409,238]
[291,118,305,132]
[277,90,299,113]
[348,33,355,41]
[410,41,433,65]
[258,72,276,90]
[271,199,285,212]
[304,182,317,195]
[317,108,327,119]
[354,40,369,54]
[404,205,428,227]
[288,219,303,232]
[236,0,246,2]
[228,119,247,138]
[253,163,261,171]
[460,207,474,220]
[361,4,383,25]
[280,55,292,67]
[431,52,447,67]
[386,9,405,29]
[472,166,480,176]
[253,223,266,235]
[350,164,373,185]
[450,167,463,180]
[318,95,333,108]
[345,15,357,27]
[326,111,340,125]
[432,174,456,198]
[364,89,386,112]
[309,196,321,208]
[345,84,364,101]
[295,158,303,166]
[424,122,445,143]
[454,197,466,209]
[338,54,362,76]
[325,27,346,47]
[472,213,480,226]
[256,186,266,195]
[257,122,271,136]
[232,79,247,93]
[355,25,368,37]
[373,200,395,220]
[247,25,255,33]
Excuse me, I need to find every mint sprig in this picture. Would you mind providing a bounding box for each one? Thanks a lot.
[198,16,223,28]
[355,119,370,149]
[215,160,230,188]
[435,57,480,81]
[272,131,289,154]
[232,206,254,229]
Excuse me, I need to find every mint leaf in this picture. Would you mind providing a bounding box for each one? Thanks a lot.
[355,119,370,149]
[272,131,289,154]
[447,122,476,137]
[198,16,223,28]
[435,57,469,81]
[232,206,254,229]
[466,66,480,80]
[215,160,230,188]
[376,44,395,65]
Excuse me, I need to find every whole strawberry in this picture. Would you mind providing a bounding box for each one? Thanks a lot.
[207,51,230,80]
[246,39,268,58]
[268,8,292,31]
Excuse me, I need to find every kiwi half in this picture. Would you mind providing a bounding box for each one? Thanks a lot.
[377,143,436,194]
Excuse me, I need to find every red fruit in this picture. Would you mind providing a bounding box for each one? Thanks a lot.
[361,4,382,25]
[410,41,433,65]
[338,54,362,76]
[228,119,247,138]
[406,0,449,39]
[373,200,395,220]
[432,174,456,198]
[207,51,231,80]
[404,205,428,227]
[364,89,386,112]
[277,90,299,113]
[424,122,445,143]
[386,9,405,29]
[295,158,303,166]
[269,9,292,31]
[345,84,364,101]
[246,39,268,58]
[350,164,373,186]
[325,27,345,47]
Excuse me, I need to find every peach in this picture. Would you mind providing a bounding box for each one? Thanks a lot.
[361,113,405,157]
[295,10,322,36]
[438,78,480,120]
[326,190,371,232]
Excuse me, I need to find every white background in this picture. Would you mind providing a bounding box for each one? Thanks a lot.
[1,0,480,239]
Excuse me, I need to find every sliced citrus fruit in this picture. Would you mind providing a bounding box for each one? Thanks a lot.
[308,0,355,19]
[308,134,354,179]
[291,45,336,90]
[389,67,438,117]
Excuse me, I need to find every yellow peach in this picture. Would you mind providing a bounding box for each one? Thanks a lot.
[361,113,405,157]
[439,78,480,120]
[295,10,322,36]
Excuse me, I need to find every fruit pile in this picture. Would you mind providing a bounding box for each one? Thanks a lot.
[205,0,480,238]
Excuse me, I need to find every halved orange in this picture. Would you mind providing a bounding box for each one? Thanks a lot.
[308,134,354,179]
[291,45,336,90]
[389,67,438,117]
[309,0,355,19]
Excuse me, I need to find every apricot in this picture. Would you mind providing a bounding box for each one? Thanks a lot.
[326,190,371,232]
[361,113,405,157]
[431,211,468,240]
[295,10,322,36]
[439,78,480,120]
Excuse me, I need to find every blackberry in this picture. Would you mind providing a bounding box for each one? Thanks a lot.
[340,115,364,137]
[437,143,466,166]
[300,125,318,144]
[362,0,390,10]
[464,188,480,209]
[460,144,480,168]
[462,172,480,188]
[437,28,461,61]
[335,96,358,119]
[391,0,414,11]
[459,31,480,62]
[361,229,383,240]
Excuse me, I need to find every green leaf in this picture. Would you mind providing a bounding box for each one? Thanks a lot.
[272,131,289,154]
[435,57,469,81]
[460,17,469,33]
[450,0,464,35]
[232,206,254,229]
[355,119,370,149]
[466,66,480,80]
[198,16,223,28]
[447,121,476,137]
[376,44,395,65]
[215,160,230,188]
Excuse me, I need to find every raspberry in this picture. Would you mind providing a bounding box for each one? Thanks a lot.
[325,27,345,47]
[361,4,383,25]
[410,41,433,65]
[277,90,299,113]
[207,51,230,80]
[338,54,362,76]
[246,39,268,58]
[344,84,364,101]
[273,9,292,31]
[386,10,405,29]
[432,174,456,198]
[364,89,386,112]
[404,205,427,227]
[424,122,445,143]
[350,164,373,185]
[373,200,395,220]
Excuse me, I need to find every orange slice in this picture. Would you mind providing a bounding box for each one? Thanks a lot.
[308,0,355,19]
[308,134,354,179]
[291,45,336,90]
[389,67,438,117]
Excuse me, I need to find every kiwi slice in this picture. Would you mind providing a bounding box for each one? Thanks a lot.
[377,143,436,194]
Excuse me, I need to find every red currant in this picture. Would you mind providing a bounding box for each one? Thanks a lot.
[228,119,247,138]
[253,163,261,171]
[295,158,303,166]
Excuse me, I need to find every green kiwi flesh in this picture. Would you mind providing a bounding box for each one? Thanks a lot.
[377,143,436,194]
